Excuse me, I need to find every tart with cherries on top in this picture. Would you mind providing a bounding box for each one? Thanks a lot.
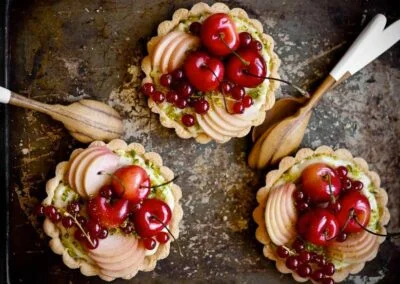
[141,2,280,143]
[38,139,182,281]
[253,146,390,283]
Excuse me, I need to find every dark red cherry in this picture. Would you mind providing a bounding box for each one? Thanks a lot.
[194,99,210,114]
[239,32,252,48]
[141,83,155,96]
[160,74,172,87]
[143,238,157,250]
[182,114,195,127]
[156,232,170,244]
[166,91,179,104]
[233,102,245,114]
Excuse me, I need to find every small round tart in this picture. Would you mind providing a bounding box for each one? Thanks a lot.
[141,2,280,143]
[41,139,183,281]
[253,146,390,283]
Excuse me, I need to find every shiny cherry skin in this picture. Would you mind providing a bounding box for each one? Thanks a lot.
[226,49,266,88]
[132,198,172,238]
[239,32,252,48]
[111,165,150,204]
[336,191,371,233]
[189,22,202,36]
[87,196,129,229]
[141,83,155,96]
[166,91,179,104]
[242,95,253,108]
[200,13,240,56]
[183,51,224,92]
[143,238,157,250]
[296,208,339,246]
[233,102,245,114]
[156,232,170,244]
[194,99,210,114]
[300,163,342,203]
[181,114,195,127]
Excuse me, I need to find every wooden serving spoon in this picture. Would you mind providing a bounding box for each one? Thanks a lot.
[249,14,400,169]
[0,86,124,143]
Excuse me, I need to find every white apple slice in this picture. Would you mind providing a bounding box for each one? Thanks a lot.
[89,234,134,258]
[151,31,185,72]
[159,33,187,73]
[68,147,110,194]
[195,113,227,143]
[202,111,239,137]
[212,100,251,128]
[168,34,200,72]
[82,152,120,198]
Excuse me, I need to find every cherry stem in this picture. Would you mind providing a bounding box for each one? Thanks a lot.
[142,175,179,189]
[242,70,310,97]
[325,208,354,241]
[97,171,127,196]
[64,211,96,247]
[150,215,183,257]
[325,173,336,204]
[352,214,400,238]
[218,33,249,66]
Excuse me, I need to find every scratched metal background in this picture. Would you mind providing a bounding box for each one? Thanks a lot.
[6,0,400,283]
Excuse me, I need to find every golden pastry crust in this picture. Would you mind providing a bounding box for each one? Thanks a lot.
[141,2,280,144]
[253,146,390,282]
[43,139,183,281]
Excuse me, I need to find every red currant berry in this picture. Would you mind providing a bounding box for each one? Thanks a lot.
[293,190,305,202]
[242,95,253,108]
[336,232,348,242]
[231,86,245,100]
[67,201,80,214]
[151,91,165,104]
[166,91,179,104]
[85,234,99,250]
[321,277,334,284]
[143,238,157,250]
[171,69,184,81]
[194,99,210,114]
[296,201,309,212]
[335,166,348,178]
[87,221,101,236]
[314,255,327,267]
[309,252,318,261]
[220,81,232,93]
[123,222,134,234]
[249,40,263,51]
[298,251,311,263]
[342,177,352,191]
[323,263,335,276]
[175,98,188,109]
[156,232,170,244]
[77,216,87,226]
[351,180,364,191]
[189,22,202,36]
[160,74,172,87]
[99,185,113,199]
[98,228,108,239]
[311,269,324,281]
[233,102,245,114]
[35,204,45,216]
[74,230,86,242]
[44,205,57,218]
[285,255,300,270]
[328,202,341,214]
[61,216,74,228]
[292,238,305,252]
[297,263,312,277]
[182,114,195,127]
[176,82,193,98]
[239,32,252,48]
[188,97,198,107]
[50,212,62,223]
[276,246,289,258]
[141,83,155,96]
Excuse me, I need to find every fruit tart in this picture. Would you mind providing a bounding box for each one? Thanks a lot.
[253,146,390,283]
[141,2,280,143]
[38,139,183,281]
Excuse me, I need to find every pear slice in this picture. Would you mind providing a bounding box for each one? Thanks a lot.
[211,99,251,128]
[89,234,135,258]
[195,113,227,143]
[151,31,185,72]
[159,33,187,73]
[168,34,200,72]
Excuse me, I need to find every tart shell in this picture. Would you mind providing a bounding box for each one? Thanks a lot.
[42,139,183,281]
[253,146,390,282]
[141,2,281,144]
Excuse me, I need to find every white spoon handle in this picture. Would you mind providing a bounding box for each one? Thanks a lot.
[330,14,400,81]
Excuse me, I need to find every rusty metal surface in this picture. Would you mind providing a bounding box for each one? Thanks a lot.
[7,0,400,283]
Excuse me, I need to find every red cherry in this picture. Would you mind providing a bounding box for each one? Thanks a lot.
[239,32,252,48]
[98,228,108,239]
[132,198,172,238]
[50,212,62,223]
[111,165,150,204]
[226,49,266,88]
[87,196,129,229]
[220,81,232,93]
[166,91,179,104]
[323,263,336,276]
[200,13,239,56]
[44,205,57,218]
[286,255,300,270]
[183,51,224,92]
[311,270,324,281]
[231,85,245,100]
[67,201,80,214]
[276,246,289,258]
[175,82,193,98]
[292,238,305,252]
[61,216,74,228]
[335,166,348,179]
[249,40,263,51]
[194,99,210,114]
[156,232,170,244]
[171,69,184,81]
[233,102,245,114]
[296,208,339,246]
[336,232,347,242]
[242,95,253,108]
[336,191,371,233]
[84,234,99,250]
[341,177,353,191]
[175,98,188,109]
[296,201,309,212]
[298,251,311,263]
[99,185,113,199]
[327,202,341,214]
[351,180,364,191]
[141,83,155,96]
[151,91,165,104]
[297,263,312,277]
[160,74,172,87]
[189,22,202,36]
[143,238,157,250]
[182,114,195,127]
[86,220,101,237]
[300,163,342,203]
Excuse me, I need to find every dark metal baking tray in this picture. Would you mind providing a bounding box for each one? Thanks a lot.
[3,0,400,283]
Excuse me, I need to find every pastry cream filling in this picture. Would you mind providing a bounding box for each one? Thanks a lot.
[150,14,274,133]
[270,154,381,269]
[50,149,175,260]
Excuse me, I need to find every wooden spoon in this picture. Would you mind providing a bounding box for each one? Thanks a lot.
[249,14,400,169]
[0,87,123,143]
